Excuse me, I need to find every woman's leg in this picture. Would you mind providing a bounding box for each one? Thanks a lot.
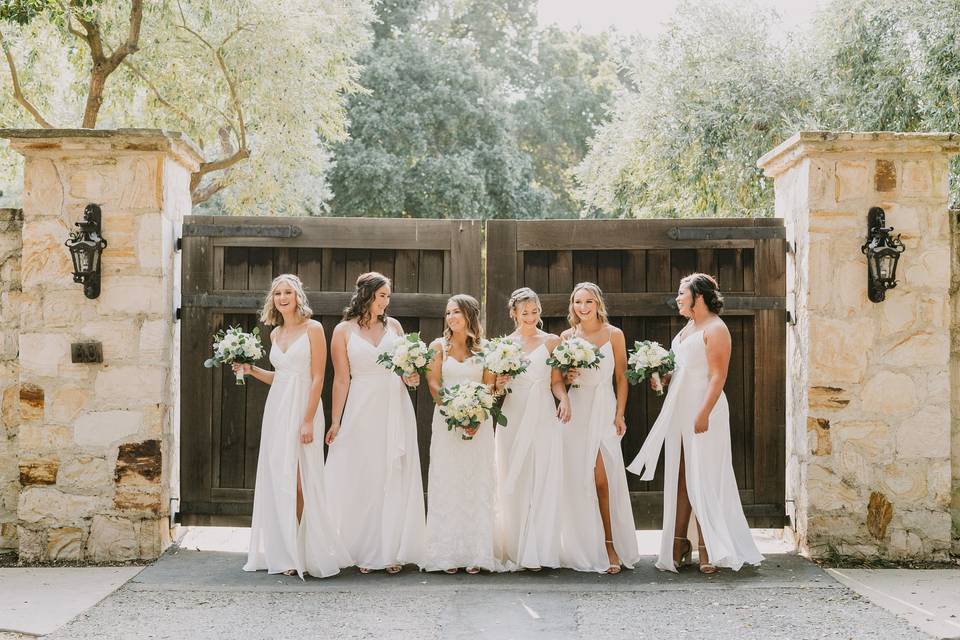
[673,445,693,563]
[594,452,620,567]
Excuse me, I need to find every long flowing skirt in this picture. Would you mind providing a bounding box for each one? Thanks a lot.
[495,381,563,570]
[420,408,497,572]
[560,383,640,572]
[325,373,426,569]
[244,372,351,578]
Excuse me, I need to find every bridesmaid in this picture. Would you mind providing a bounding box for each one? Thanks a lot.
[324,272,426,573]
[627,273,763,573]
[237,274,350,578]
[420,295,500,574]
[495,287,571,571]
[559,282,640,574]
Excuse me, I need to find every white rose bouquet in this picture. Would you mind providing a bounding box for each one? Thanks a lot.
[439,381,506,440]
[546,336,603,388]
[478,336,530,378]
[376,332,435,388]
[203,325,266,386]
[627,340,676,395]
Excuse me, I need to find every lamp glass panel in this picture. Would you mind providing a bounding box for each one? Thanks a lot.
[878,253,896,280]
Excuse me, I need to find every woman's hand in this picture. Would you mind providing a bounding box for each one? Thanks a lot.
[556,397,572,423]
[402,371,421,387]
[232,363,252,376]
[495,374,511,392]
[300,421,315,444]
[650,371,671,391]
[325,423,340,445]
[614,415,627,437]
[563,368,580,386]
[694,412,709,434]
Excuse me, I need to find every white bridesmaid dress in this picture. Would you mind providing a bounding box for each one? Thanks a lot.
[244,330,351,578]
[560,338,640,572]
[627,326,763,572]
[495,343,564,570]
[324,328,426,570]
[420,343,498,572]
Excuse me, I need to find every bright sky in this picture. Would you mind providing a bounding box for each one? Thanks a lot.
[537,0,830,36]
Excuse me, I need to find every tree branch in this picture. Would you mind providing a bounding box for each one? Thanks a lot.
[0,32,54,128]
[191,178,228,205]
[190,147,250,194]
[122,59,194,126]
[80,0,144,127]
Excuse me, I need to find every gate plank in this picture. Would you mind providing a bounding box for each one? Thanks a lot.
[597,250,622,292]
[297,248,323,290]
[572,250,598,285]
[485,220,518,338]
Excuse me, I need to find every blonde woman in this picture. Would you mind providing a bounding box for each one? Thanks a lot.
[420,295,500,574]
[558,282,640,574]
[324,272,425,574]
[495,287,571,571]
[235,274,350,579]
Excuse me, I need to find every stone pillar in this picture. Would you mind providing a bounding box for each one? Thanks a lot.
[0,208,23,552]
[759,132,959,560]
[0,129,201,561]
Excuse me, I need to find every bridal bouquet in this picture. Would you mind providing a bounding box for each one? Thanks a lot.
[203,326,265,386]
[479,336,530,379]
[546,336,603,387]
[439,381,506,439]
[377,332,435,388]
[627,340,676,395]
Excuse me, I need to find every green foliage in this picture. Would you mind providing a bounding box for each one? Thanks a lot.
[329,34,547,218]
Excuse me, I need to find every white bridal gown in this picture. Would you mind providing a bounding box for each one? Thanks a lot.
[325,328,426,570]
[560,339,641,572]
[495,343,564,570]
[420,346,498,572]
[244,331,351,578]
[627,327,763,572]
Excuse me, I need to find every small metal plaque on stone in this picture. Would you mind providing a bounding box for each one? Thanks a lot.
[71,342,103,363]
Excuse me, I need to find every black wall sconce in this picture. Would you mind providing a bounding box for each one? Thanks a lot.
[65,203,108,299]
[860,206,905,303]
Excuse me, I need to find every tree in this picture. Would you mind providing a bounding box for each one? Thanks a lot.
[574,1,810,218]
[0,0,374,214]
[328,34,547,218]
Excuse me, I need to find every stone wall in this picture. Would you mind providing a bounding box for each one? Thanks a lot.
[760,132,958,561]
[0,129,200,562]
[952,208,960,555]
[0,208,23,552]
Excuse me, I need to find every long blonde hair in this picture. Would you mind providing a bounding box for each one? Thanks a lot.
[443,294,483,354]
[567,281,608,328]
[508,287,542,328]
[260,274,313,326]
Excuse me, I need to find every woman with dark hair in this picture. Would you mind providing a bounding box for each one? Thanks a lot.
[324,272,425,574]
[627,273,762,574]
[420,295,500,574]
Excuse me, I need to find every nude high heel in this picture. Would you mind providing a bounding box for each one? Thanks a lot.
[674,536,692,567]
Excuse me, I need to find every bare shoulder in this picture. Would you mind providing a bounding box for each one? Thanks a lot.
[269,326,280,341]
[608,325,626,346]
[307,320,325,338]
[544,333,562,349]
[703,319,731,346]
[560,327,575,340]
[429,337,444,351]
[332,321,353,339]
[387,317,404,333]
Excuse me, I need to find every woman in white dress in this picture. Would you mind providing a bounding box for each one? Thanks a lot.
[324,272,426,574]
[236,274,350,579]
[559,282,640,574]
[627,273,763,573]
[420,295,501,574]
[495,287,571,571]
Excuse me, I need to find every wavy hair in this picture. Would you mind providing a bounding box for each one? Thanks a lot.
[443,294,483,354]
[567,281,608,328]
[507,287,542,328]
[260,274,313,326]
[342,271,391,328]
[680,272,724,314]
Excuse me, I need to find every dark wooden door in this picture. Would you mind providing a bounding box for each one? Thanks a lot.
[485,219,786,528]
[180,216,481,524]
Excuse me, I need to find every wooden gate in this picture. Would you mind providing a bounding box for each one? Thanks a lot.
[179,216,481,524]
[485,219,786,527]
[180,216,785,528]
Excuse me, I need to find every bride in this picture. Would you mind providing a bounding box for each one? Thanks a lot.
[237,274,350,578]
[627,273,762,573]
